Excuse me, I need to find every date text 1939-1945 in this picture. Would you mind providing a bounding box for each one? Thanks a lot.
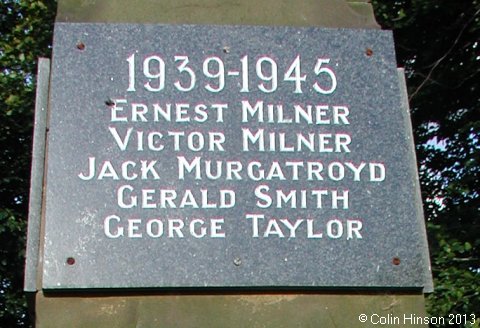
[126,54,337,94]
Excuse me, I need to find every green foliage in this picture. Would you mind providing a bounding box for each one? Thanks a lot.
[372,0,480,325]
[0,0,56,326]
[428,223,480,315]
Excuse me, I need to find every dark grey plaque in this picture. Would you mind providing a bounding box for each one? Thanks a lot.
[42,23,432,290]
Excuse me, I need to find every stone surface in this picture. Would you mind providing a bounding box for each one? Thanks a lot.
[41,23,432,290]
[24,58,50,292]
[35,291,428,328]
[397,68,433,293]
[56,0,379,28]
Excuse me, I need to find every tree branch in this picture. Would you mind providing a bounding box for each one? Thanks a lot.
[409,8,480,101]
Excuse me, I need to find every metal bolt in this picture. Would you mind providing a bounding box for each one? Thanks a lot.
[233,257,242,266]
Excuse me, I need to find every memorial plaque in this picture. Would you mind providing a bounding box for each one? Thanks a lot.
[42,23,431,289]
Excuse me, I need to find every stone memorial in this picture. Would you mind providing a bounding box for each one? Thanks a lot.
[39,23,431,290]
[24,1,433,326]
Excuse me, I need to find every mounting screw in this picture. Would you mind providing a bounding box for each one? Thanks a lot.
[233,257,242,266]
